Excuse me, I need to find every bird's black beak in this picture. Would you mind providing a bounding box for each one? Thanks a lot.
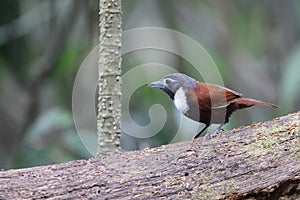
[148,81,165,89]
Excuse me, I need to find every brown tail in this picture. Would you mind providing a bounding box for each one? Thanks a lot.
[236,98,280,109]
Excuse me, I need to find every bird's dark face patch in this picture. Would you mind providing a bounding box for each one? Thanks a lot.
[161,87,175,100]
[148,81,175,100]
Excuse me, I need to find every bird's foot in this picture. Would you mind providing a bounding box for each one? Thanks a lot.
[203,124,224,141]
[203,131,219,140]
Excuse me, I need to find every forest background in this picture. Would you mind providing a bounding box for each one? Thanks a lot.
[0,0,299,169]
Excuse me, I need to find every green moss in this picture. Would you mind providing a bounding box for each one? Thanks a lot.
[244,122,299,159]
[244,127,279,157]
[255,125,286,135]
[198,171,215,182]
[193,181,237,200]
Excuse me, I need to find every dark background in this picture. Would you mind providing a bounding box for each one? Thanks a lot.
[0,0,299,169]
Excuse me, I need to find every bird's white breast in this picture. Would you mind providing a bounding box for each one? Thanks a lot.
[174,87,189,113]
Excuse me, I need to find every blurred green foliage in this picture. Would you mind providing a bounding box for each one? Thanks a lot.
[0,0,299,169]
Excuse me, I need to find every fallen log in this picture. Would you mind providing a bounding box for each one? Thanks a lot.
[0,112,299,199]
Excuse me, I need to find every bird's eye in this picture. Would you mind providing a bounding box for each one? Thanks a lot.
[165,79,171,84]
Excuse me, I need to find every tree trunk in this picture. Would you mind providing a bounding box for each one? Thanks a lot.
[0,112,299,199]
[97,0,122,157]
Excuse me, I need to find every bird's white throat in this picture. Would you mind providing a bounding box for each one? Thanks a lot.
[174,87,189,113]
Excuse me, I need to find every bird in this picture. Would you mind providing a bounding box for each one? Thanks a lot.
[148,73,279,139]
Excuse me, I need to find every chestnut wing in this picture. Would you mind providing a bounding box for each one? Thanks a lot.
[186,82,242,111]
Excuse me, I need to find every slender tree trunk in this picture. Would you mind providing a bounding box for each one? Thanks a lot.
[97,0,122,157]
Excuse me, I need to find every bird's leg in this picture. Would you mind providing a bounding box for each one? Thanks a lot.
[193,124,209,139]
[204,123,224,140]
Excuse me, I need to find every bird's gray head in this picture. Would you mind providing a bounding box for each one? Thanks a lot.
[148,73,196,99]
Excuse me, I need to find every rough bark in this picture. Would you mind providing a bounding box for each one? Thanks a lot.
[0,112,299,199]
[97,0,122,157]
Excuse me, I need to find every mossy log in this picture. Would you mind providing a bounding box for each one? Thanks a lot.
[0,112,299,199]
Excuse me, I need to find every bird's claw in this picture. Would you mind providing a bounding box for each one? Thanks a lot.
[203,125,223,141]
[203,131,219,141]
